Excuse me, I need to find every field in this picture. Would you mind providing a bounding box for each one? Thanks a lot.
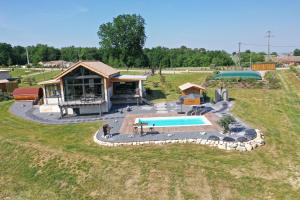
[9,68,61,87]
[0,70,300,199]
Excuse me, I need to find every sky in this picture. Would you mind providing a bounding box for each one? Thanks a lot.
[0,0,300,53]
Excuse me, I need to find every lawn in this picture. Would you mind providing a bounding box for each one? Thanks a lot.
[0,70,300,199]
[144,72,209,102]
[10,69,61,88]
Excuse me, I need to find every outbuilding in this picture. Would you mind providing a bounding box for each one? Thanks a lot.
[179,83,206,105]
[12,88,43,101]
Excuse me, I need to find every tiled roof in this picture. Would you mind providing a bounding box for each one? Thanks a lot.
[12,88,41,97]
[179,82,206,91]
[55,61,120,79]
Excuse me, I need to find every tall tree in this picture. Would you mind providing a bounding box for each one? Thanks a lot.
[0,43,13,66]
[293,49,300,56]
[98,14,146,68]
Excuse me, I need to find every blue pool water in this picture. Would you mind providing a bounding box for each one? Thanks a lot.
[135,116,211,127]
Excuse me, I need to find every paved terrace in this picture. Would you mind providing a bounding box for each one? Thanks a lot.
[9,100,264,151]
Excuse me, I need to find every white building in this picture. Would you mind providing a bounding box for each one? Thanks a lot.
[38,61,147,116]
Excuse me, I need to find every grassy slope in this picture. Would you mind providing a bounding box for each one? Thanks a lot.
[0,71,300,199]
[8,68,61,88]
[144,73,208,103]
[19,70,61,87]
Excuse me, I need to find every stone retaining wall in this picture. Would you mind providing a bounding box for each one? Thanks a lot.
[93,129,265,151]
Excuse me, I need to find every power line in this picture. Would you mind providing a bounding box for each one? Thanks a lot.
[240,42,300,48]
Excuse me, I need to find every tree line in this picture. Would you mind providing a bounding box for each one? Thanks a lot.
[0,42,235,68]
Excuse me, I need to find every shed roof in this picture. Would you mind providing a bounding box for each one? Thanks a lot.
[38,79,60,85]
[12,88,42,97]
[0,79,9,84]
[112,74,148,81]
[179,82,206,91]
[55,61,120,79]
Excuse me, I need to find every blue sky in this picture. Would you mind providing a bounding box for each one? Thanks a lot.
[1,0,299,53]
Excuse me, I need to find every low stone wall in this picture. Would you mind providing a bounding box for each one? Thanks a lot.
[93,129,265,151]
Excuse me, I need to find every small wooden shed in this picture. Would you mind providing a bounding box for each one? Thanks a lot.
[0,79,18,94]
[12,88,43,101]
[179,82,206,96]
[179,83,206,105]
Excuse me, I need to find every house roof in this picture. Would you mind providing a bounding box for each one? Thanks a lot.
[38,79,60,85]
[179,82,206,91]
[55,61,120,79]
[275,56,300,63]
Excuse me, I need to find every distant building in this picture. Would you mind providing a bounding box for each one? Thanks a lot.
[39,60,74,68]
[272,56,300,65]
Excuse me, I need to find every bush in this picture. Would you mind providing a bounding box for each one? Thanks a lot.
[290,66,300,79]
[159,75,166,84]
[218,115,236,134]
[264,71,281,89]
[145,87,152,95]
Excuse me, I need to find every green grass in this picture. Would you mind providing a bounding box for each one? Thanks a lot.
[9,68,41,77]
[0,70,300,199]
[19,70,61,87]
[144,73,208,103]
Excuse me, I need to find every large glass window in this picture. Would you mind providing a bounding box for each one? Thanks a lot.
[62,66,103,101]
[113,81,139,95]
[45,84,61,98]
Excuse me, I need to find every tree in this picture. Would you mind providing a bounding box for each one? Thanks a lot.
[271,52,278,56]
[0,43,13,66]
[98,14,146,68]
[293,49,300,56]
[12,46,27,65]
[217,115,236,134]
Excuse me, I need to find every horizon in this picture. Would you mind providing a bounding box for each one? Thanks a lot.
[1,0,300,54]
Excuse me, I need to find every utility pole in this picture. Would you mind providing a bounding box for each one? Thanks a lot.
[250,53,252,69]
[25,46,30,65]
[238,42,242,67]
[265,30,274,61]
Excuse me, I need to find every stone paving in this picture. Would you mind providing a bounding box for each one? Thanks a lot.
[9,100,265,151]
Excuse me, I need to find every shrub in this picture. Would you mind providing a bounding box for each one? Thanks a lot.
[265,71,281,89]
[218,115,236,134]
[145,88,152,95]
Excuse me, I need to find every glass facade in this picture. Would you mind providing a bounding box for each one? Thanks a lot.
[62,66,103,101]
[45,84,61,98]
[113,81,139,95]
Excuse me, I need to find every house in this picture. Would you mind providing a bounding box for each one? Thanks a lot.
[39,60,74,68]
[272,56,300,65]
[0,70,18,94]
[38,61,147,115]
[178,82,206,105]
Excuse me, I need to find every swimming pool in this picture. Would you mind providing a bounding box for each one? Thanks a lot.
[135,116,212,127]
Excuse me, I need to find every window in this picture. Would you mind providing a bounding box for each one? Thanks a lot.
[62,66,103,101]
[45,84,61,98]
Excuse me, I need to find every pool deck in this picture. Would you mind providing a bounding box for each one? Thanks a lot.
[119,112,222,134]
[9,100,265,151]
